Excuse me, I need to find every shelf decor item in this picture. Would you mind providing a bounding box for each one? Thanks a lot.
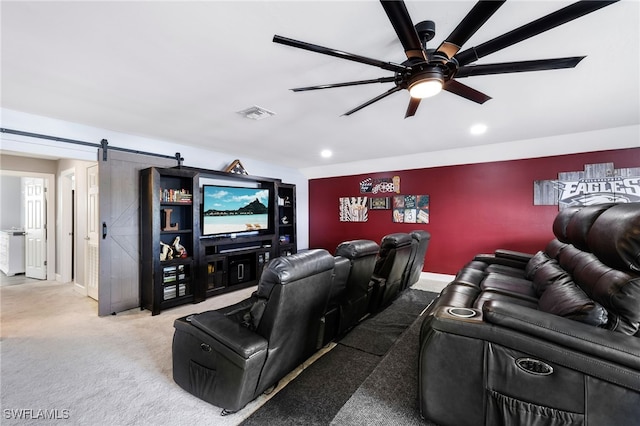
[172,236,187,258]
[224,159,249,175]
[162,209,179,231]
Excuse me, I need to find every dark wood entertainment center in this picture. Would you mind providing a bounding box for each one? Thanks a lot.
[140,166,297,315]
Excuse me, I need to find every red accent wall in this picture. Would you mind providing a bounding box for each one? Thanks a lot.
[309,147,640,275]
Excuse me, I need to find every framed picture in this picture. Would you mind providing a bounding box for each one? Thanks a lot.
[368,197,390,210]
[392,194,430,223]
[339,197,369,222]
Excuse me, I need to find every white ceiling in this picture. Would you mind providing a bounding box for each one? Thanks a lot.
[1,1,638,170]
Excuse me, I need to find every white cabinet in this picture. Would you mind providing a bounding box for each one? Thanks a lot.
[0,230,25,276]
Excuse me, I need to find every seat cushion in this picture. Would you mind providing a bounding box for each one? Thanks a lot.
[538,274,609,327]
[481,273,537,300]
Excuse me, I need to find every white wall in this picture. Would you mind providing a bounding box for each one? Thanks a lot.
[300,124,640,178]
[1,108,310,250]
[0,175,23,229]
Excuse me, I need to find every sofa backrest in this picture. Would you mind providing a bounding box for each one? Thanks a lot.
[587,202,640,272]
[550,203,640,335]
[335,239,380,299]
[552,206,583,242]
[405,230,431,289]
[373,233,414,307]
[565,203,616,251]
[254,249,335,392]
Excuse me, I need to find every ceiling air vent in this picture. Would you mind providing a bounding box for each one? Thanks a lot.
[236,105,276,121]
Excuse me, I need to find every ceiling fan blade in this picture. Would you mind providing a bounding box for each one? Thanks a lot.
[405,97,421,118]
[456,56,585,78]
[435,1,505,60]
[273,35,408,73]
[380,0,426,61]
[291,77,397,92]
[343,86,403,116]
[454,1,618,66]
[444,80,492,104]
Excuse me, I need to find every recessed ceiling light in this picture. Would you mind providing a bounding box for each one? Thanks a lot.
[320,149,333,158]
[470,123,488,135]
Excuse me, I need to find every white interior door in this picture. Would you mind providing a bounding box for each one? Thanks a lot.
[86,164,100,300]
[23,177,47,279]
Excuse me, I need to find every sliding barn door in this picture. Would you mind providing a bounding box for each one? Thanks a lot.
[98,149,175,316]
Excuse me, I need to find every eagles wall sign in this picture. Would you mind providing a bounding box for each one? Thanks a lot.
[534,162,640,209]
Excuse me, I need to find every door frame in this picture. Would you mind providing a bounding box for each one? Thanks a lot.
[59,167,75,284]
[0,170,56,280]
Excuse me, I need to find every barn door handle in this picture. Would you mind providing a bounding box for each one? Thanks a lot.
[102,222,107,239]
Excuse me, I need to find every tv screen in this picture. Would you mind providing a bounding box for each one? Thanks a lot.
[202,184,272,237]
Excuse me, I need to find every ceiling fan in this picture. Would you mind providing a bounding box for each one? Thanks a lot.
[273,0,618,118]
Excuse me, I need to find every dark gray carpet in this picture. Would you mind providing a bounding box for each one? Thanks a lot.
[241,289,438,426]
[330,312,438,426]
[339,289,434,356]
[241,345,380,426]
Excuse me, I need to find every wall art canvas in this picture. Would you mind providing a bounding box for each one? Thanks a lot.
[339,197,368,222]
[533,162,640,209]
[360,176,400,194]
[392,194,429,223]
[369,197,391,210]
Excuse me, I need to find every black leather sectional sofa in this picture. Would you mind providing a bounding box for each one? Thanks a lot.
[172,230,430,413]
[419,203,640,426]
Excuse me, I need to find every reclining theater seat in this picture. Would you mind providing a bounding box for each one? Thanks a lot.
[419,203,640,426]
[332,239,380,337]
[369,232,414,312]
[172,249,335,413]
[403,230,431,289]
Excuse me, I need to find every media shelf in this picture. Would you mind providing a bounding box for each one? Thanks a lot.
[200,236,274,298]
[277,183,297,257]
[140,167,200,315]
[140,165,296,314]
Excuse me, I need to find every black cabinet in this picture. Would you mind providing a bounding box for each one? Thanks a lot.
[277,183,297,257]
[140,167,199,315]
[201,242,272,298]
[140,166,297,314]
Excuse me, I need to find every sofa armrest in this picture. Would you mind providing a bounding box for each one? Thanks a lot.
[483,300,640,371]
[473,253,528,269]
[190,311,268,359]
[494,249,533,263]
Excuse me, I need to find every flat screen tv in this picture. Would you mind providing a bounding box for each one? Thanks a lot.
[202,184,273,238]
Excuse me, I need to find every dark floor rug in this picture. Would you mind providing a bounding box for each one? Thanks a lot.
[241,289,438,426]
[330,312,438,426]
[240,345,380,426]
[339,289,435,356]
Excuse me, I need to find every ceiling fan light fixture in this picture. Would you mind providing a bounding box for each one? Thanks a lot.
[408,69,444,99]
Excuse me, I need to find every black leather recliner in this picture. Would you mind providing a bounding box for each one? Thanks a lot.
[332,239,380,337]
[369,232,414,312]
[419,203,640,425]
[172,249,335,413]
[403,230,431,289]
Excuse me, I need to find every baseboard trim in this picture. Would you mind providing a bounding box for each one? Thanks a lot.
[412,272,453,293]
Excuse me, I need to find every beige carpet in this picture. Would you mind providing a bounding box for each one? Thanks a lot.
[0,275,447,425]
[0,279,283,425]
